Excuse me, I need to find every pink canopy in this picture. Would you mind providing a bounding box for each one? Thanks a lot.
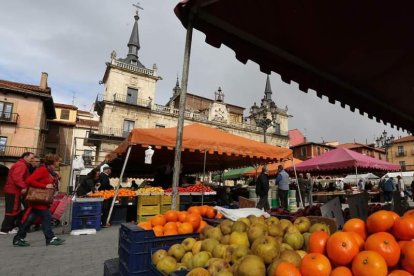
[288,148,400,172]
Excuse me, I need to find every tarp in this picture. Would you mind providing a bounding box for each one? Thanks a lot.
[243,158,303,177]
[343,173,380,184]
[174,1,414,132]
[212,166,255,181]
[287,148,400,173]
[107,123,292,174]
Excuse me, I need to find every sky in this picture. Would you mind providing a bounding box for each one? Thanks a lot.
[0,0,408,145]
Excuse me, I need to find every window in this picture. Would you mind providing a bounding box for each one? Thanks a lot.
[397,145,405,156]
[60,109,70,120]
[155,124,165,128]
[85,130,90,138]
[399,161,406,171]
[301,147,307,157]
[123,120,135,137]
[0,101,13,120]
[126,87,138,105]
[274,123,281,134]
[0,136,7,152]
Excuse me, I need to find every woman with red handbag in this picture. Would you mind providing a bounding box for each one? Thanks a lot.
[13,154,65,247]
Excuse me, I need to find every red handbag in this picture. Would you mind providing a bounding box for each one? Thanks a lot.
[25,187,54,205]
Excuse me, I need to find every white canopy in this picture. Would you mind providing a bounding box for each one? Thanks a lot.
[343,173,379,184]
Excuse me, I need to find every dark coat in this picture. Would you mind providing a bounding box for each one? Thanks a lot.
[77,177,97,197]
[98,172,113,191]
[255,172,269,197]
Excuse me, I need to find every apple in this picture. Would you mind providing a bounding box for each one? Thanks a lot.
[293,217,311,233]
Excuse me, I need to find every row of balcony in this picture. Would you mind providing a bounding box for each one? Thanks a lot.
[94,94,288,138]
[395,150,414,157]
[0,112,19,124]
[0,146,43,158]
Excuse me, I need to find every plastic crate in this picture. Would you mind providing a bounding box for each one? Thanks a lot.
[119,258,151,276]
[104,258,120,276]
[72,201,102,217]
[161,195,180,206]
[137,205,160,216]
[71,215,101,231]
[138,195,160,206]
[118,223,199,273]
[137,215,153,223]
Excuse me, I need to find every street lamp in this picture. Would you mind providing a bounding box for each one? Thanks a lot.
[375,130,395,161]
[250,101,279,143]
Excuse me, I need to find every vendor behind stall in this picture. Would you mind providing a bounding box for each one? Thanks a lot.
[76,168,100,197]
[99,164,113,228]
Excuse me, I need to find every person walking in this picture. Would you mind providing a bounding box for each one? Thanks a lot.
[13,154,65,246]
[28,155,41,174]
[276,165,289,209]
[382,177,395,204]
[1,152,34,234]
[297,173,307,207]
[255,166,270,211]
[99,164,113,228]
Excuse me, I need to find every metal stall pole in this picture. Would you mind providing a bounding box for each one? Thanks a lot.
[172,21,193,211]
[106,146,132,225]
[201,150,207,205]
[291,158,303,208]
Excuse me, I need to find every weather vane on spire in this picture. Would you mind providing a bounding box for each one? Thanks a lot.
[133,2,143,15]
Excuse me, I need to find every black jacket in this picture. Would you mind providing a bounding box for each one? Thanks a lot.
[255,172,269,197]
[98,172,114,191]
[77,178,97,197]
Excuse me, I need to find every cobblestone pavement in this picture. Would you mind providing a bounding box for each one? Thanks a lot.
[0,200,119,276]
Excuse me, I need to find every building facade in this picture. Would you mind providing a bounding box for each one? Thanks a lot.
[337,143,386,160]
[290,141,336,160]
[387,136,414,171]
[0,73,56,193]
[89,11,290,164]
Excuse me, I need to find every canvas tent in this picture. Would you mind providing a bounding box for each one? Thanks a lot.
[174,1,414,132]
[343,173,380,184]
[212,166,255,181]
[243,158,303,177]
[288,148,400,173]
[106,124,292,176]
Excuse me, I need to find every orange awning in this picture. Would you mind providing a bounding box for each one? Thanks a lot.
[107,123,292,174]
[243,158,303,177]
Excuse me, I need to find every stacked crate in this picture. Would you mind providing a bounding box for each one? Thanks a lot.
[160,195,180,213]
[137,195,160,223]
[71,198,103,231]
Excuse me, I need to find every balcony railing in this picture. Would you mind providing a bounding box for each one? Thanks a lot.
[112,59,156,76]
[89,127,128,138]
[396,150,407,157]
[0,146,43,157]
[96,94,151,108]
[0,112,19,124]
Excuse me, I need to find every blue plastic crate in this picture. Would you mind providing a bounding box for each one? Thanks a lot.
[119,258,151,276]
[104,258,120,276]
[72,201,102,217]
[71,215,101,231]
[118,223,199,273]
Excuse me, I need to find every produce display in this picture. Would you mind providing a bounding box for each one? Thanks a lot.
[164,182,215,194]
[137,205,223,237]
[150,209,414,276]
[88,188,136,199]
[135,186,164,195]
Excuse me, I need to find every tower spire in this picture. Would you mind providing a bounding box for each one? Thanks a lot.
[264,75,272,100]
[124,3,144,67]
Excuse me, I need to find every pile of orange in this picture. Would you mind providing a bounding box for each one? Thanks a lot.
[88,188,136,199]
[302,209,414,276]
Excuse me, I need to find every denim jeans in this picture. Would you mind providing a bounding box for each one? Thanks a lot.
[14,209,54,243]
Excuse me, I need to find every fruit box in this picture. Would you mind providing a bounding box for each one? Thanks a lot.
[118,223,198,274]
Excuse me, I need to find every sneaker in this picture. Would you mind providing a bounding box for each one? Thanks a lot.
[8,228,18,234]
[47,237,65,246]
[13,239,30,247]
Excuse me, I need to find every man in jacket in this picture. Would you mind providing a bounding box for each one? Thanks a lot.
[276,165,290,209]
[382,177,395,203]
[1,152,34,234]
[256,166,270,210]
[99,164,113,228]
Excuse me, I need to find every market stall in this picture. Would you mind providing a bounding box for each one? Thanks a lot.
[243,158,303,177]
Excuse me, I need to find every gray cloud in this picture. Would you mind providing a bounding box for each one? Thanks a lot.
[0,0,407,144]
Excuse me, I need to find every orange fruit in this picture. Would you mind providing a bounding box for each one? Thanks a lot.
[151,215,166,227]
[164,210,179,222]
[178,211,189,223]
[364,232,400,267]
[178,222,194,234]
[348,231,365,251]
[352,250,388,276]
[164,228,178,236]
[137,221,152,230]
[366,210,395,234]
[330,266,353,276]
[185,213,201,230]
[343,218,367,240]
[206,207,217,219]
[153,225,164,237]
[326,231,359,266]
[300,253,331,276]
[388,270,413,276]
[199,205,209,217]
[188,206,201,215]
[273,261,301,276]
[197,220,208,233]
[163,222,178,232]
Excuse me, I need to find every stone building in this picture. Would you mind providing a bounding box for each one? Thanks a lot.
[89,11,290,164]
[387,135,414,171]
[0,73,56,194]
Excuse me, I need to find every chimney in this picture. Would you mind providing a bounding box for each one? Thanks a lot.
[40,72,48,89]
